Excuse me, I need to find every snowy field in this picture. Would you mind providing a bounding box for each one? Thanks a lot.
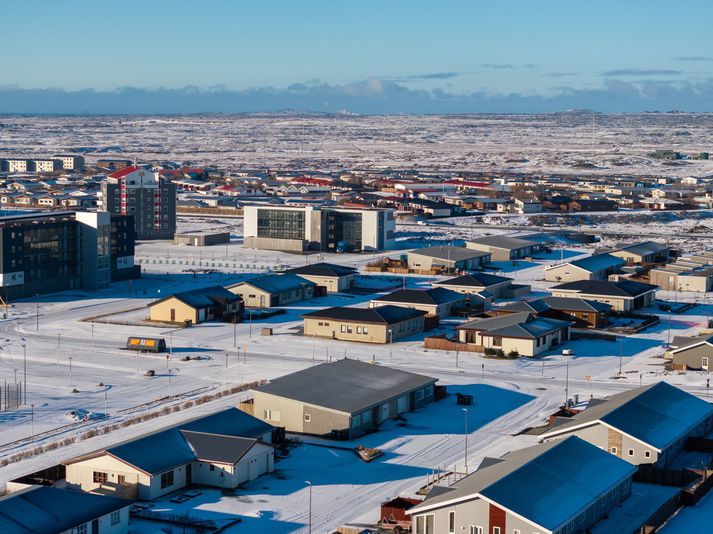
[0,215,710,532]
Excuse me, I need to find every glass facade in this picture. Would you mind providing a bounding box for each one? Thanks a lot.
[326,211,362,251]
[22,222,80,285]
[257,209,306,240]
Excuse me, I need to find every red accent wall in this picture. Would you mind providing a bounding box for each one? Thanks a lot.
[489,503,506,534]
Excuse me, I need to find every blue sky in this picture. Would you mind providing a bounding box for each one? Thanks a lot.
[2,0,713,113]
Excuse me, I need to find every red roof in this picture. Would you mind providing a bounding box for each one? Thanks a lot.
[109,166,140,179]
[444,180,490,188]
[292,177,333,186]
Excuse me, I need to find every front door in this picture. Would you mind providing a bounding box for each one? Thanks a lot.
[381,403,391,422]
[186,463,192,485]
[397,396,408,414]
[170,308,175,322]
[703,357,709,371]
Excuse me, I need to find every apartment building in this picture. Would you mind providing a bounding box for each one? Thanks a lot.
[53,154,86,170]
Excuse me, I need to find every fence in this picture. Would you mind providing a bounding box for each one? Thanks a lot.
[634,492,681,534]
[1,382,22,410]
[424,335,483,353]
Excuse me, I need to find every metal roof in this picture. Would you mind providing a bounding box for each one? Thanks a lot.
[0,486,130,534]
[408,245,490,262]
[255,358,437,414]
[542,382,713,449]
[181,431,257,464]
[372,287,465,306]
[501,297,611,314]
[467,235,538,250]
[229,273,315,294]
[565,253,625,273]
[285,262,358,278]
[433,272,512,288]
[410,437,636,532]
[152,285,240,309]
[302,305,426,325]
[458,312,571,338]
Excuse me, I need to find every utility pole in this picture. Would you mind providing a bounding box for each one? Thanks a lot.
[462,408,469,474]
[305,481,312,534]
[481,363,484,380]
[23,344,26,405]
[249,310,253,338]
[312,332,316,365]
[564,358,570,405]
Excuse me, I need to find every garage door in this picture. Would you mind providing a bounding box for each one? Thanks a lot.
[396,396,409,414]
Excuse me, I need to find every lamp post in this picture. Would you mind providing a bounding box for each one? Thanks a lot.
[22,343,26,405]
[305,481,312,534]
[388,328,393,361]
[462,408,469,474]
[618,336,624,375]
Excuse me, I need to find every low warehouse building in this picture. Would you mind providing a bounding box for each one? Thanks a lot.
[149,285,242,324]
[174,230,230,246]
[407,245,491,272]
[303,305,426,343]
[251,358,438,439]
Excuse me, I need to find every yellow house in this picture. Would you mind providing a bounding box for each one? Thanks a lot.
[149,285,242,324]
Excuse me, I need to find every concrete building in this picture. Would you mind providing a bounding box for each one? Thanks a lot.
[665,335,713,370]
[228,273,315,308]
[149,285,242,324]
[544,253,626,283]
[303,305,426,343]
[649,265,713,292]
[457,312,571,357]
[100,166,176,240]
[408,436,636,534]
[284,262,358,293]
[243,205,395,252]
[466,236,542,261]
[549,280,658,312]
[174,230,230,247]
[407,245,491,272]
[0,211,139,301]
[370,287,467,317]
[251,358,437,439]
[6,159,30,173]
[0,485,131,534]
[432,272,515,299]
[32,159,62,173]
[540,382,713,467]
[65,408,274,501]
[496,296,611,329]
[53,154,86,171]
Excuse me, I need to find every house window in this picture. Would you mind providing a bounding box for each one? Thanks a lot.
[448,511,455,533]
[110,510,121,526]
[352,414,361,427]
[356,326,362,334]
[73,525,87,534]
[117,475,126,485]
[363,326,368,334]
[93,471,108,484]
[469,526,483,534]
[264,410,280,422]
[628,449,635,457]
[610,447,618,454]
[160,470,174,489]
[416,515,435,534]
[347,326,353,333]
[493,528,501,534]
[341,325,347,333]
[362,411,371,423]
[513,530,521,534]
[210,465,215,471]
[304,414,311,422]
[645,450,651,459]
[492,337,502,347]
[416,389,425,401]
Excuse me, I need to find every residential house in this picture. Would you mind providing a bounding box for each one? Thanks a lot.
[284,262,358,293]
[251,358,438,439]
[608,241,671,265]
[540,382,713,466]
[408,436,636,534]
[544,253,626,283]
[302,305,426,343]
[466,236,542,261]
[370,287,467,317]
[549,280,658,312]
[457,312,571,357]
[513,198,543,213]
[432,272,514,299]
[407,245,491,272]
[495,296,612,328]
[665,335,713,370]
[0,485,131,534]
[228,273,316,308]
[64,408,275,500]
[148,285,242,324]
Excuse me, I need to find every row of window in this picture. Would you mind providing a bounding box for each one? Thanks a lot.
[610,446,652,459]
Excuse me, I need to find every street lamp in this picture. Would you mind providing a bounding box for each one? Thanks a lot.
[462,408,469,474]
[22,343,26,405]
[305,481,312,534]
[388,328,393,361]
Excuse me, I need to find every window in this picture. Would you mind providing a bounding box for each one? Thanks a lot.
[448,511,455,533]
[469,526,483,534]
[341,325,347,333]
[492,337,502,347]
[363,326,368,334]
[352,414,361,427]
[493,528,501,534]
[264,409,280,422]
[356,326,362,334]
[610,447,617,454]
[416,389,425,401]
[304,414,311,422]
[117,475,126,485]
[73,525,87,534]
[160,470,174,489]
[362,411,371,423]
[644,450,651,459]
[513,530,521,534]
[416,515,435,534]
[110,510,121,526]
[628,449,635,457]
[210,464,215,471]
[93,471,108,484]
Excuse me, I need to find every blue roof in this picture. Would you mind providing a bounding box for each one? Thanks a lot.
[0,486,130,534]
[569,253,625,272]
[481,438,636,531]
[232,273,315,294]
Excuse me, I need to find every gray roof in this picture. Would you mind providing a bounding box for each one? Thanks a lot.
[255,358,437,414]
[153,285,240,309]
[542,382,713,449]
[408,245,490,262]
[433,272,512,288]
[457,312,571,339]
[67,408,272,475]
[181,430,257,464]
[229,273,316,294]
[565,253,625,273]
[500,297,611,314]
[0,486,130,534]
[551,279,658,298]
[285,262,358,278]
[302,305,426,325]
[467,235,537,250]
[372,287,465,306]
[410,437,636,532]
[616,241,669,256]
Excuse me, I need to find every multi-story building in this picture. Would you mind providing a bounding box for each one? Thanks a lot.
[32,159,62,173]
[243,205,395,252]
[0,211,140,301]
[99,166,176,240]
[53,154,86,171]
[6,159,30,173]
